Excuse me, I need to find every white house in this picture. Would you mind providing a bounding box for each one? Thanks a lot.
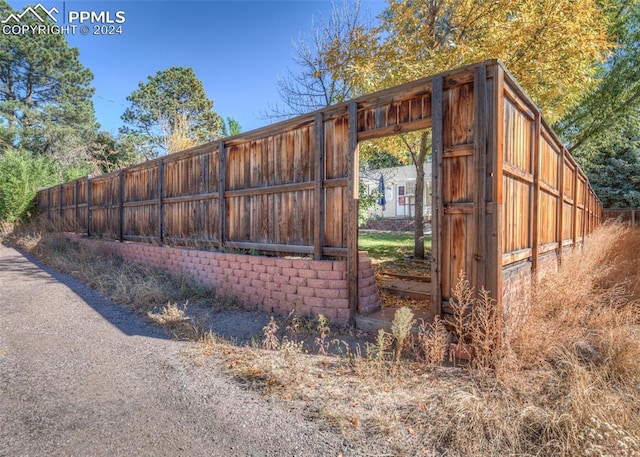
[361,163,432,219]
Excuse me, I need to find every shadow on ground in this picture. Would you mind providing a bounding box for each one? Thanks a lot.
[2,243,170,341]
[2,239,375,354]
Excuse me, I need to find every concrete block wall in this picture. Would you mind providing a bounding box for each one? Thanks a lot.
[66,235,380,326]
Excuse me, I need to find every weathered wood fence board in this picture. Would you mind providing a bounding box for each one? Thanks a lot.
[38,60,603,323]
[499,67,602,280]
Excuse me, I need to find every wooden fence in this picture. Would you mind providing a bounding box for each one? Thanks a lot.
[603,208,639,225]
[38,60,603,323]
[498,70,602,271]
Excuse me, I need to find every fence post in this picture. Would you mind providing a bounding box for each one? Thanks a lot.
[158,159,165,244]
[581,174,587,241]
[87,178,92,237]
[431,75,444,318]
[217,140,226,250]
[59,185,63,224]
[489,64,505,335]
[587,192,592,233]
[313,112,325,260]
[75,180,80,234]
[588,193,592,233]
[473,65,488,293]
[347,102,359,326]
[557,150,565,265]
[572,166,578,246]
[531,112,541,272]
[119,170,125,242]
[47,188,52,221]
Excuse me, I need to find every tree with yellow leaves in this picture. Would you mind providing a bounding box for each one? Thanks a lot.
[362,0,613,122]
[337,0,615,258]
[276,0,615,258]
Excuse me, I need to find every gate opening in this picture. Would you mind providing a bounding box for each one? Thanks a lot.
[356,129,436,327]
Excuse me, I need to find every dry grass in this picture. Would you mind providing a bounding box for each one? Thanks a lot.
[2,218,213,315]
[0,220,16,237]
[431,222,640,456]
[146,301,208,341]
[5,218,640,456]
[214,223,640,456]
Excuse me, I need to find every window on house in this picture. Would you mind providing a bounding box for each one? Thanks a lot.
[406,179,416,196]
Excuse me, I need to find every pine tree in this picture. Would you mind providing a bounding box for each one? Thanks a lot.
[0,0,98,166]
[120,67,223,158]
[576,115,640,208]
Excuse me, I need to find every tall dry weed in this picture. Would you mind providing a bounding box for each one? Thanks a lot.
[262,316,280,350]
[436,223,640,456]
[449,272,474,343]
[0,220,16,237]
[417,316,448,367]
[449,273,502,370]
[391,306,414,362]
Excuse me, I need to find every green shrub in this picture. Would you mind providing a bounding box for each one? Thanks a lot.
[0,149,57,222]
[358,180,380,226]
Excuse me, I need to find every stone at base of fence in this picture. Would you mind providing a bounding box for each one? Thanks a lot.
[65,234,380,326]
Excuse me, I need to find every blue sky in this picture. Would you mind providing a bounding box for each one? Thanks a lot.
[7,0,386,135]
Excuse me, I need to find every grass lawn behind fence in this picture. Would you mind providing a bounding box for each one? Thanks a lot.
[358,230,432,262]
[358,230,432,278]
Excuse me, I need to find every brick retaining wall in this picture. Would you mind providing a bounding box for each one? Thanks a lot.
[66,235,379,326]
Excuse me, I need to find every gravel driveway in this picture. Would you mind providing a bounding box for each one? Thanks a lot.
[0,244,349,457]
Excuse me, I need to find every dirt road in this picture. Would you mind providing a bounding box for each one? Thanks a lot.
[0,244,347,456]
